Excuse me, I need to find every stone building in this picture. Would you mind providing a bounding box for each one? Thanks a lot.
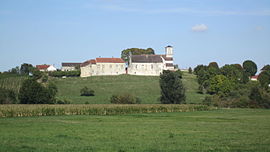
[128,46,174,76]
[61,63,81,71]
[80,58,126,77]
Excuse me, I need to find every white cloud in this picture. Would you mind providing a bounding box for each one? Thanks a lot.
[192,24,208,32]
[255,26,264,31]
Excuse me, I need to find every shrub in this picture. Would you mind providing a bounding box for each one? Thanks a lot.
[18,79,57,104]
[188,67,192,74]
[80,87,95,96]
[160,70,186,104]
[110,93,141,104]
[56,98,71,104]
[0,88,17,104]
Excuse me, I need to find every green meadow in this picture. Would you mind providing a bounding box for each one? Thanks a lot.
[52,72,206,104]
[0,109,269,152]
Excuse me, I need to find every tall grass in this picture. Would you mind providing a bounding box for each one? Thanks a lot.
[0,76,27,94]
[0,104,214,117]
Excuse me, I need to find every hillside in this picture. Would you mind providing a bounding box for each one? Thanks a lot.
[0,72,207,104]
[52,72,207,104]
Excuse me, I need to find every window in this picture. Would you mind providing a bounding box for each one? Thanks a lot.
[151,64,154,69]
[110,65,112,68]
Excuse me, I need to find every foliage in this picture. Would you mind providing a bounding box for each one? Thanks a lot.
[0,88,17,104]
[80,86,95,96]
[49,70,80,77]
[110,93,141,104]
[20,63,33,75]
[193,65,208,75]
[175,69,183,79]
[220,64,243,82]
[160,70,185,104]
[208,62,219,69]
[243,60,257,77]
[261,65,270,71]
[18,79,57,104]
[121,48,155,62]
[207,75,236,96]
[188,67,192,74]
[258,70,270,89]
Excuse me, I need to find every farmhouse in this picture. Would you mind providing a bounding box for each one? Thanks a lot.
[128,46,175,76]
[61,63,81,71]
[80,58,126,77]
[36,65,57,72]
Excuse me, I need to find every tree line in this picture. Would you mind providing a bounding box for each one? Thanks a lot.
[194,60,270,108]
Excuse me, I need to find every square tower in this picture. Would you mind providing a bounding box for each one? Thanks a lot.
[165,45,173,58]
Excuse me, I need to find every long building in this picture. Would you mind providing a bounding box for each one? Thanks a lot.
[80,58,126,77]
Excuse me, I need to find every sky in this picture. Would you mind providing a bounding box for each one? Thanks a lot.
[0,0,270,71]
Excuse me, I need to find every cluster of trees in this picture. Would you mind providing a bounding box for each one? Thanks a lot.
[4,63,34,75]
[160,70,185,104]
[49,70,80,77]
[194,61,270,108]
[121,48,155,62]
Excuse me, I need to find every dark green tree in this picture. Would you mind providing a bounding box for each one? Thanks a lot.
[0,88,17,104]
[20,63,33,75]
[188,67,192,74]
[121,48,155,62]
[208,62,219,69]
[220,64,243,82]
[258,70,270,89]
[243,60,257,77]
[261,65,270,71]
[18,79,57,104]
[160,70,185,104]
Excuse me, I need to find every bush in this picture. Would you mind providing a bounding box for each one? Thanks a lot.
[49,70,80,77]
[110,93,141,104]
[0,88,17,104]
[18,79,57,104]
[56,98,71,104]
[160,70,186,104]
[80,87,95,96]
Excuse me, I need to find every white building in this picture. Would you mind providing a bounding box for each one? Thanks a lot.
[36,65,57,72]
[128,46,175,76]
[80,58,126,77]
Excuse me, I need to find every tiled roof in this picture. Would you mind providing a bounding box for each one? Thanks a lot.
[131,55,163,63]
[62,63,81,67]
[36,65,50,70]
[96,58,125,63]
[81,60,96,67]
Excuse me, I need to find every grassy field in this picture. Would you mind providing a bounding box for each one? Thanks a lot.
[0,108,269,152]
[52,72,206,104]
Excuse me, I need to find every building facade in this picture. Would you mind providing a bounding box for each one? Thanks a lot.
[128,46,175,76]
[80,58,126,77]
[61,63,81,71]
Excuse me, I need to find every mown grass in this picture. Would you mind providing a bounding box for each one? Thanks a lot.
[52,72,207,104]
[0,109,269,152]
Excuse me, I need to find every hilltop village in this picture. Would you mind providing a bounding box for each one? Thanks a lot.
[36,46,176,77]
